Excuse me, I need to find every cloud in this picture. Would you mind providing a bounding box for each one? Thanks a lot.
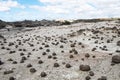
[0,0,25,12]
[30,0,120,19]
[0,0,120,21]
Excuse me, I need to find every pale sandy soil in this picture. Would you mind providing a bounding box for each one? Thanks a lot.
[0,21,120,80]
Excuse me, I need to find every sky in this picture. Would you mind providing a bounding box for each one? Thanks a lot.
[0,0,120,21]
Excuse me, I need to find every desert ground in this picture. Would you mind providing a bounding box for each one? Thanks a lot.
[0,21,120,80]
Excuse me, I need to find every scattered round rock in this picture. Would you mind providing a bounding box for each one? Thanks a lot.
[65,63,72,68]
[30,68,36,73]
[9,77,15,80]
[4,70,13,75]
[85,53,90,58]
[85,76,91,80]
[112,55,120,64]
[117,41,120,46]
[54,63,60,67]
[98,76,107,80]
[80,65,91,71]
[0,60,4,65]
[48,55,52,59]
[27,64,32,68]
[12,61,17,64]
[38,60,43,64]
[89,71,94,76]
[40,72,47,77]
[69,55,74,58]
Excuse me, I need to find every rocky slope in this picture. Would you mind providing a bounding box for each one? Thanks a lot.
[0,21,120,80]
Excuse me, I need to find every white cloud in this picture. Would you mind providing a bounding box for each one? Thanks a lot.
[0,0,25,12]
[1,0,120,21]
[31,0,120,19]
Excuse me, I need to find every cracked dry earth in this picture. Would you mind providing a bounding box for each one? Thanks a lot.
[0,22,120,80]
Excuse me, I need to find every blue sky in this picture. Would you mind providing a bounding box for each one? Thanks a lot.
[0,0,120,21]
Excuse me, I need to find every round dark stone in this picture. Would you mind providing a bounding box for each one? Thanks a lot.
[0,60,4,65]
[38,60,43,64]
[40,72,47,77]
[112,55,120,64]
[85,53,90,58]
[39,47,43,50]
[65,64,72,68]
[69,55,74,58]
[4,70,13,75]
[42,52,47,55]
[52,52,56,56]
[12,61,17,64]
[89,71,94,76]
[70,44,75,47]
[30,68,36,73]
[21,56,27,60]
[20,60,24,63]
[53,57,57,59]
[79,65,91,71]
[9,77,15,80]
[27,64,32,68]
[85,76,91,80]
[7,58,13,61]
[60,45,64,48]
[54,63,60,67]
[116,41,120,46]
[92,55,96,58]
[92,48,96,51]
[101,76,107,80]
[46,49,50,52]
[98,76,107,80]
[74,50,78,54]
[48,55,52,59]
[20,53,24,56]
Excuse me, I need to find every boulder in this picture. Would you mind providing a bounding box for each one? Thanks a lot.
[79,65,91,71]
[112,55,120,64]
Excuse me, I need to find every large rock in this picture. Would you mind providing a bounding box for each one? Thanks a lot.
[117,41,120,46]
[0,34,4,39]
[112,55,120,64]
[79,65,91,71]
[98,76,107,80]
[0,60,4,65]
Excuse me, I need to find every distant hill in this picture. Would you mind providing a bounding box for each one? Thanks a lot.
[0,20,7,29]
[73,18,120,23]
[0,18,120,29]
